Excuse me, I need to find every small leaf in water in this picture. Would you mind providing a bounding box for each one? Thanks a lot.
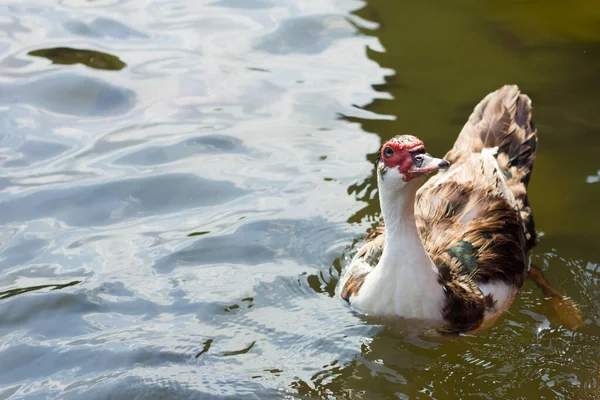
[188,231,210,237]
[195,338,213,358]
[224,304,240,312]
[222,341,256,356]
[265,368,283,374]
[246,66,270,72]
[0,280,82,300]
[28,47,126,71]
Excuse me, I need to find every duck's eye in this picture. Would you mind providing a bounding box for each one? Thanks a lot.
[383,147,394,157]
[413,154,424,167]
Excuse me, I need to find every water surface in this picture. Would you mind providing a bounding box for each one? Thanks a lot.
[1,0,599,398]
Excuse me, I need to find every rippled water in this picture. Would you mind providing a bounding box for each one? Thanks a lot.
[1,0,599,398]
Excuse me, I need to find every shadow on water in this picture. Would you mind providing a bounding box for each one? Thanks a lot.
[0,72,135,117]
[63,18,148,40]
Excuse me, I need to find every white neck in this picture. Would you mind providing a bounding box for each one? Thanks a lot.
[352,172,446,320]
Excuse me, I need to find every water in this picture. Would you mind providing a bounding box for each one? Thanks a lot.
[0,0,599,398]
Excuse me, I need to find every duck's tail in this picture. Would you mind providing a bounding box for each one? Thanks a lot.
[445,85,538,249]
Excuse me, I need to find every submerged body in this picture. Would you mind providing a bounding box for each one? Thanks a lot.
[340,85,537,333]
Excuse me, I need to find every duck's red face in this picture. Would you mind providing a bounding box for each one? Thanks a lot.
[378,135,450,182]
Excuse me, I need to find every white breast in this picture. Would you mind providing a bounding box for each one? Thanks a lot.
[349,255,446,321]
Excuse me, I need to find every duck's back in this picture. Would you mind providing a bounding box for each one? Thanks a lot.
[415,85,537,328]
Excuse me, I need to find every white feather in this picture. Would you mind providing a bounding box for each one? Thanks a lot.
[478,281,517,319]
[481,146,499,157]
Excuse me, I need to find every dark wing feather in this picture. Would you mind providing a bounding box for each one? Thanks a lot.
[339,228,384,302]
[419,84,536,285]
[442,85,537,249]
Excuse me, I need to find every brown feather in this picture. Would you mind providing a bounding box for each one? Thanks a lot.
[443,84,537,249]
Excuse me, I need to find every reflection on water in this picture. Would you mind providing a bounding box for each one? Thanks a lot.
[0,0,599,398]
[0,72,135,117]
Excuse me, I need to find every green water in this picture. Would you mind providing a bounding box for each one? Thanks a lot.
[333,1,600,398]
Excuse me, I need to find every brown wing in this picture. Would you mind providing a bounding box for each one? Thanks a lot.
[413,86,536,331]
[417,84,536,286]
[443,85,537,249]
[339,227,384,302]
[416,156,528,288]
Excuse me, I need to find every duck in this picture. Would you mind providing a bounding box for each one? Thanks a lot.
[339,85,582,333]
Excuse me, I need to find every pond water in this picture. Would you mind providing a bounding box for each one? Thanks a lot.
[1,0,599,398]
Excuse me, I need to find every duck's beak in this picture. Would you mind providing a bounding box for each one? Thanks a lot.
[408,153,450,176]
